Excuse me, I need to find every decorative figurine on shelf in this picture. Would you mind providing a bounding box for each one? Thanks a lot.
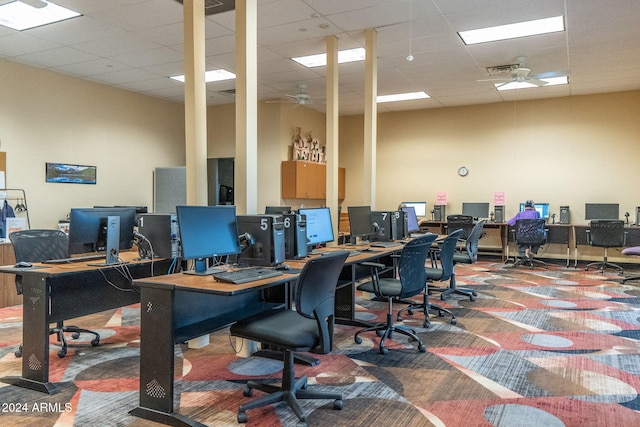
[292,127,326,163]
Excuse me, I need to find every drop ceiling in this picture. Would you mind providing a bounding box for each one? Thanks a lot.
[1,0,639,115]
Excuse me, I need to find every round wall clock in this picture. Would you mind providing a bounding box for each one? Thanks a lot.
[458,166,469,177]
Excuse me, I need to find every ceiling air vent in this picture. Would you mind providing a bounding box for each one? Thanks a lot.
[485,63,519,76]
[175,0,235,15]
[219,89,236,96]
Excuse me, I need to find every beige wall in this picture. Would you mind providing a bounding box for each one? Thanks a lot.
[342,90,640,224]
[0,59,185,229]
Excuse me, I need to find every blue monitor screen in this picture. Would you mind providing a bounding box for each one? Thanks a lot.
[68,207,136,255]
[299,207,334,246]
[402,206,420,233]
[462,202,490,219]
[519,202,550,219]
[176,205,240,259]
[402,201,426,217]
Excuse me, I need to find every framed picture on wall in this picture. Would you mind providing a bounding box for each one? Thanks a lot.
[45,162,97,184]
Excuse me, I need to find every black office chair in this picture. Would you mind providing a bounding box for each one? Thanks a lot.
[585,219,627,274]
[10,229,100,358]
[354,234,438,355]
[512,219,549,269]
[230,250,349,425]
[397,230,461,327]
[446,214,474,242]
[433,219,485,301]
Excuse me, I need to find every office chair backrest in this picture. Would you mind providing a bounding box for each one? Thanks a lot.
[398,234,439,299]
[9,229,69,262]
[295,250,349,354]
[588,220,625,247]
[464,219,485,263]
[436,229,462,281]
[447,215,474,240]
[515,219,547,246]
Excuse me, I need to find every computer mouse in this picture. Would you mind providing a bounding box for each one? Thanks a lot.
[276,264,291,271]
[15,261,33,268]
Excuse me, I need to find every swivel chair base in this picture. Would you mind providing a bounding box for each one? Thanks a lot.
[354,313,426,355]
[397,292,456,327]
[513,254,549,270]
[621,275,640,284]
[16,321,100,358]
[585,260,624,275]
[237,350,343,424]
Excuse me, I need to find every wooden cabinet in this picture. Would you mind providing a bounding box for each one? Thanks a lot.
[281,161,345,200]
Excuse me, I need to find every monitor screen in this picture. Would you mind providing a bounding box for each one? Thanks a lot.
[348,206,375,238]
[265,206,291,214]
[519,202,550,219]
[462,202,490,219]
[585,203,619,220]
[298,207,334,246]
[402,206,420,233]
[68,207,136,255]
[402,201,427,217]
[176,205,241,259]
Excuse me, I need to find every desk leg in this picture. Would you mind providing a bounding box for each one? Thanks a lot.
[1,275,56,394]
[130,287,206,427]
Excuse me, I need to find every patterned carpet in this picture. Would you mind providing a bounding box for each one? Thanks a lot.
[1,259,640,426]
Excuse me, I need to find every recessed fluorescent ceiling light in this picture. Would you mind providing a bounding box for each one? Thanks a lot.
[170,69,236,83]
[459,16,564,45]
[292,48,366,68]
[496,76,568,91]
[0,1,81,31]
[377,91,430,103]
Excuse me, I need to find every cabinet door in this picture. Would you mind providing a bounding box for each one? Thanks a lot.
[281,161,307,198]
[307,162,326,199]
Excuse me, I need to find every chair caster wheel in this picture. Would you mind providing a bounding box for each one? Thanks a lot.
[91,338,100,346]
[243,387,253,397]
[423,321,431,329]
[354,336,362,344]
[380,347,389,355]
[333,399,343,410]
[450,319,457,325]
[14,350,22,358]
[237,412,247,423]
[396,315,402,322]
[57,349,67,358]
[470,296,476,302]
[418,344,426,352]
[376,329,384,337]
[71,332,80,339]
[407,309,414,315]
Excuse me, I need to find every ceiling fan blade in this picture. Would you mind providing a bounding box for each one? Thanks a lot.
[477,77,510,82]
[527,77,549,86]
[18,0,47,8]
[533,70,569,79]
[494,80,513,88]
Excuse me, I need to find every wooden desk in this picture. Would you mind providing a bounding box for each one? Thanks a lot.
[0,252,171,394]
[130,270,295,427]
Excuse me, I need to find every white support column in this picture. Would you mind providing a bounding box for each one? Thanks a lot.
[326,35,339,244]
[183,0,208,206]
[235,0,258,214]
[364,28,378,208]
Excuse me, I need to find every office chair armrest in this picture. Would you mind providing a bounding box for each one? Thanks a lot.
[624,231,628,246]
[360,261,386,269]
[360,261,386,294]
[586,229,591,244]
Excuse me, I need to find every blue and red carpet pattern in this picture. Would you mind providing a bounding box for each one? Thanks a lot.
[1,260,640,426]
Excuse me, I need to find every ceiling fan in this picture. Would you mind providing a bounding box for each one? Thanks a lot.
[479,56,565,88]
[267,84,314,105]
[15,0,48,8]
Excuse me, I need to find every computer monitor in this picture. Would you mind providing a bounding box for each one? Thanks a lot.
[68,207,136,263]
[298,207,334,247]
[265,206,291,215]
[519,202,550,219]
[348,206,375,240]
[176,205,241,273]
[462,202,490,220]
[401,201,427,217]
[401,206,420,233]
[585,203,619,220]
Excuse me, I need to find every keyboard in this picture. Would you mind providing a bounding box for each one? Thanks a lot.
[370,241,403,248]
[42,254,106,264]
[212,267,283,284]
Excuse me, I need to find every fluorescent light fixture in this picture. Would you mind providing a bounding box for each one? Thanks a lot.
[170,69,236,83]
[0,1,81,31]
[495,75,568,91]
[459,16,565,45]
[377,91,430,103]
[292,47,366,68]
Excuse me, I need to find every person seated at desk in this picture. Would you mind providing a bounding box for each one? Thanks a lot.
[507,199,541,260]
